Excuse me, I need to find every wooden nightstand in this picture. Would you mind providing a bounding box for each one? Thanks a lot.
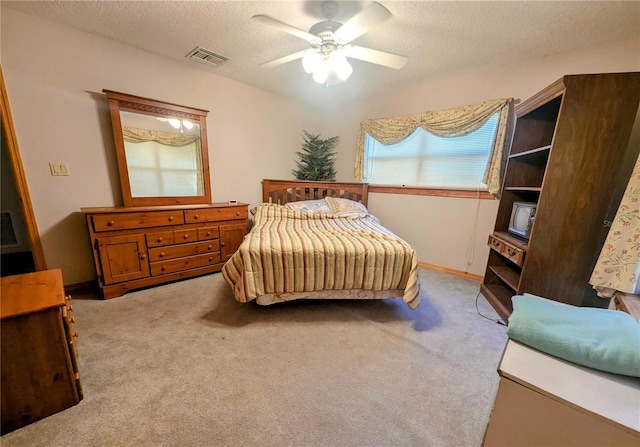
[1,269,82,434]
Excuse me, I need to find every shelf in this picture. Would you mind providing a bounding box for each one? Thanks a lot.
[485,73,640,319]
[489,265,520,291]
[509,145,552,159]
[480,284,513,321]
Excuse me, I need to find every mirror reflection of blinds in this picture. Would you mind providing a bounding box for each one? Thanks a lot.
[124,141,202,197]
[364,113,499,189]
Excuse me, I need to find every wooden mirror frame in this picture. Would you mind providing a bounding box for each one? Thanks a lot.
[103,90,212,207]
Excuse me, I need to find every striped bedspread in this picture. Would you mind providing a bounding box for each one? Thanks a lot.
[222,203,421,309]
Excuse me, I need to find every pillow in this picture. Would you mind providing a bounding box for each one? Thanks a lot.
[324,197,368,214]
[284,199,331,215]
[507,294,640,377]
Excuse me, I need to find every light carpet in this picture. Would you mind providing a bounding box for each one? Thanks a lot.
[1,267,507,447]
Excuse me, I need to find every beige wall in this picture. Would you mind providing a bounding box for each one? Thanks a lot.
[1,8,319,284]
[323,36,640,277]
[2,6,639,285]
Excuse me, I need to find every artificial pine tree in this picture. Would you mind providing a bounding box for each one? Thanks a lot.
[292,130,339,181]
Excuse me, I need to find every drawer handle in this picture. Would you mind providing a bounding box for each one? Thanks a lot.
[168,216,174,222]
[194,214,199,220]
[491,240,500,248]
[206,231,211,237]
[65,294,72,301]
[70,317,76,324]
[236,211,240,216]
[208,245,212,250]
[73,331,79,338]
[140,253,147,260]
[221,241,226,247]
[157,237,164,242]
[183,234,190,239]
[159,252,165,258]
[67,305,74,312]
[209,257,214,262]
[161,266,166,271]
[107,220,114,226]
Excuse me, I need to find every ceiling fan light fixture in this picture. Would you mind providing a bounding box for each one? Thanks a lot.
[327,50,352,81]
[255,1,406,85]
[328,50,346,67]
[336,60,353,81]
[302,50,323,73]
[312,63,329,84]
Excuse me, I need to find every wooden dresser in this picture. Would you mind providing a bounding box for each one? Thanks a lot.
[81,203,248,299]
[1,269,82,435]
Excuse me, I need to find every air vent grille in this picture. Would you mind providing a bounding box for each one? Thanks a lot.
[186,47,228,67]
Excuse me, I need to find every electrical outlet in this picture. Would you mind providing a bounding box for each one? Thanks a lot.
[49,162,70,176]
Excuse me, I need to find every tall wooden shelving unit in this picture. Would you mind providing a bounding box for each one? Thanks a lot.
[481,73,640,321]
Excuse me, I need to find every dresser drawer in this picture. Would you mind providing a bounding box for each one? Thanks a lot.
[61,299,80,378]
[92,211,184,232]
[488,235,525,267]
[148,241,220,262]
[488,235,503,251]
[198,226,219,241]
[184,207,248,223]
[174,228,197,244]
[150,252,221,276]
[146,231,175,248]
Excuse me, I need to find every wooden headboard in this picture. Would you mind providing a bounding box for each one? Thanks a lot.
[262,179,369,207]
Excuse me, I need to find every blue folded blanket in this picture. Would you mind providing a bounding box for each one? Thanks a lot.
[507,294,640,377]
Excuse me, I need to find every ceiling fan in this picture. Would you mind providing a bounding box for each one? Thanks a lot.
[252,1,408,85]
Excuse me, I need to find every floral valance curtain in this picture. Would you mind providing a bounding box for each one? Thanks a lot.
[354,98,511,197]
[122,126,204,192]
[122,126,201,148]
[589,152,640,297]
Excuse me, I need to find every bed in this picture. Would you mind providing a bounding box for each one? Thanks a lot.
[221,179,421,309]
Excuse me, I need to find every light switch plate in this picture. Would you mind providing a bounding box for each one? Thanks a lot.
[49,162,70,176]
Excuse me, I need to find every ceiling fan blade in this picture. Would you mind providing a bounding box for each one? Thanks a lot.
[334,2,392,43]
[345,45,408,69]
[260,50,308,69]
[252,15,322,45]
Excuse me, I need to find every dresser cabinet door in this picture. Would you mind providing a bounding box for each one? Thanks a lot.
[219,223,247,262]
[96,234,150,284]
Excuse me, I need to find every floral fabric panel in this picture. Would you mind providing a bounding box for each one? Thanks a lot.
[590,153,640,297]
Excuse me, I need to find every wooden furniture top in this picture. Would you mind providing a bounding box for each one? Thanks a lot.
[263,179,370,207]
[615,292,640,321]
[81,202,248,214]
[0,269,66,319]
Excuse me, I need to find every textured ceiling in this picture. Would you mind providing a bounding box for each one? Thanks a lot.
[4,1,639,108]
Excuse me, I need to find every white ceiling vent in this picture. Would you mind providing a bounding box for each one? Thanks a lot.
[186,47,228,67]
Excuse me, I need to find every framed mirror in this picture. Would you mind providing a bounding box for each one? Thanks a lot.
[103,90,211,207]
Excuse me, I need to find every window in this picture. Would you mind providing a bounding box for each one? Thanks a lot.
[363,112,500,190]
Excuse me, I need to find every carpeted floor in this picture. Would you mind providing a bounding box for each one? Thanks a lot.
[1,267,507,447]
